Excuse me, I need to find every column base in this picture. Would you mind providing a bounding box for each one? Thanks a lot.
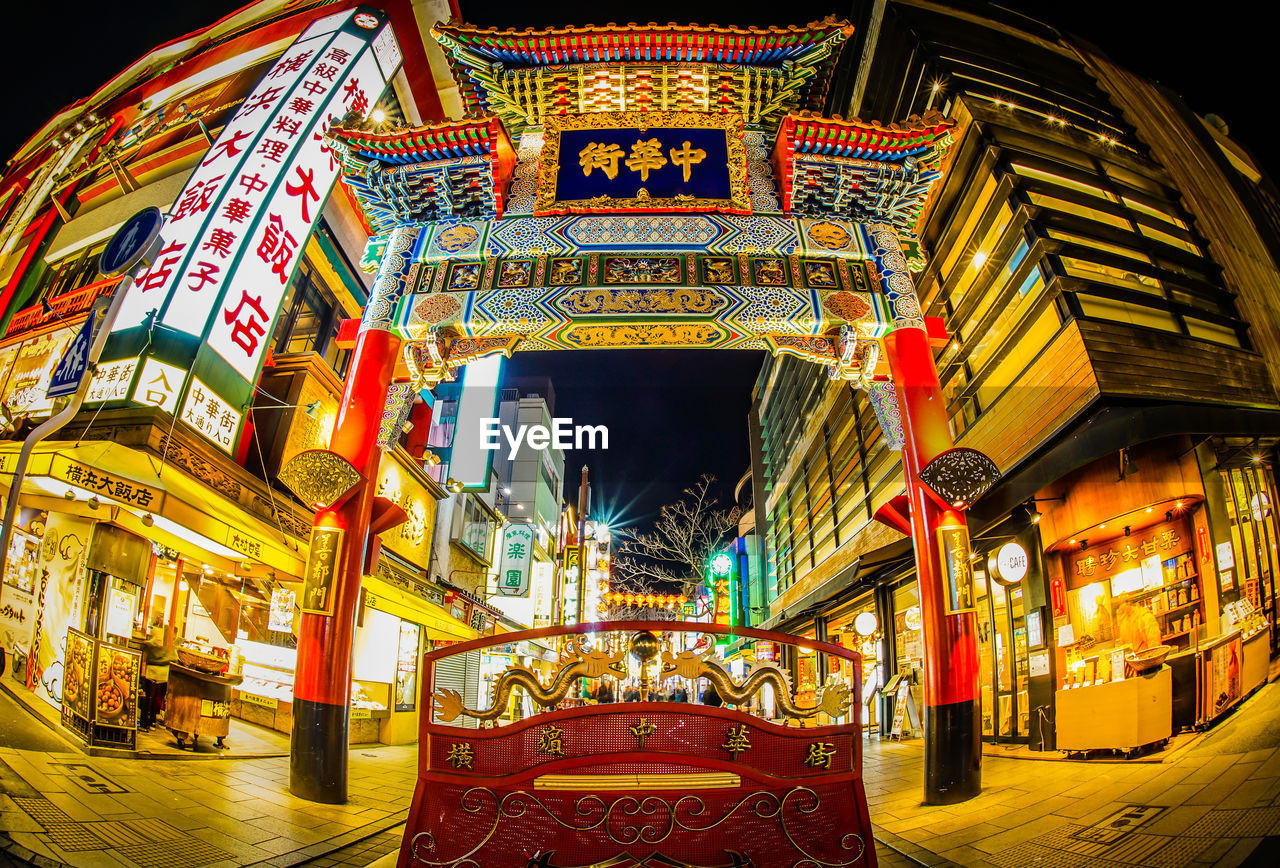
[924,698,981,805]
[290,698,349,804]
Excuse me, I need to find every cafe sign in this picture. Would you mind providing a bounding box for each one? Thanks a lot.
[536,111,750,215]
[989,541,1029,586]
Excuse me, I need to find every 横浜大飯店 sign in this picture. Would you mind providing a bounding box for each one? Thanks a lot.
[536,111,750,214]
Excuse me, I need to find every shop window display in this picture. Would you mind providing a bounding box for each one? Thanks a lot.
[1060,515,1202,687]
[828,599,880,730]
[1221,466,1280,640]
[891,582,923,733]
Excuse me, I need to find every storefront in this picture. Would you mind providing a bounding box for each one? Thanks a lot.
[0,437,309,747]
[1030,436,1275,752]
[825,593,882,731]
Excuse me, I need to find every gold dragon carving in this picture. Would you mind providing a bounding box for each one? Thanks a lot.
[433,639,627,725]
[661,647,851,724]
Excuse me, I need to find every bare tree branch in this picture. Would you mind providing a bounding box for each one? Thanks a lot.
[610,474,739,614]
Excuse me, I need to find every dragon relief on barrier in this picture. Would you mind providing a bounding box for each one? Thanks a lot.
[661,647,851,724]
[434,640,628,725]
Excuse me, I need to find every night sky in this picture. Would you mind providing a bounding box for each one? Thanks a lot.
[1,1,1271,530]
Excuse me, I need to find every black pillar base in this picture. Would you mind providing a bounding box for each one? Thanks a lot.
[290,698,349,804]
[924,698,981,805]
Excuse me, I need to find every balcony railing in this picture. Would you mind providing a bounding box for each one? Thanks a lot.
[3,276,122,342]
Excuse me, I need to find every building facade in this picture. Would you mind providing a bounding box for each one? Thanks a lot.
[751,0,1280,748]
[0,0,488,750]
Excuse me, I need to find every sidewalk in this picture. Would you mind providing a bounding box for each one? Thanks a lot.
[6,676,1280,867]
[1,739,416,867]
[0,674,288,761]
[863,678,1280,868]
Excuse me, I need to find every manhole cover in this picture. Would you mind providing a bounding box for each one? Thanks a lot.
[1069,805,1165,845]
[50,763,129,794]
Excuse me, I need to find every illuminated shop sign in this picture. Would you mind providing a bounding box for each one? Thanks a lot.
[989,541,1029,586]
[496,523,534,598]
[536,111,749,214]
[95,7,403,453]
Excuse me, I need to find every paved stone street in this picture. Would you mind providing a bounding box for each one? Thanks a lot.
[862,679,1280,867]
[5,676,1280,866]
[0,744,416,867]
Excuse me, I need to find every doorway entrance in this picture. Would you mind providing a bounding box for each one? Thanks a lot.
[975,572,1032,743]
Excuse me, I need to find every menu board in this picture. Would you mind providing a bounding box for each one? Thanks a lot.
[395,621,421,712]
[96,645,141,729]
[63,628,95,722]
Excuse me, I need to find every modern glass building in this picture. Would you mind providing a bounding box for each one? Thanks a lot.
[751,0,1280,748]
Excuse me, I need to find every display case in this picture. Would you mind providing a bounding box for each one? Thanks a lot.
[232,639,391,740]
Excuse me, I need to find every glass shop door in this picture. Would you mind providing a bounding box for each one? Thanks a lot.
[976,571,1031,743]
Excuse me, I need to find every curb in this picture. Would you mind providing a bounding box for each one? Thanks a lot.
[245,811,409,867]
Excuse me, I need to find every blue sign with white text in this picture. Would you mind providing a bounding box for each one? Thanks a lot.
[47,311,96,398]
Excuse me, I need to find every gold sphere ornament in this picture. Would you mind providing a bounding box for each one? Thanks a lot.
[629,631,660,663]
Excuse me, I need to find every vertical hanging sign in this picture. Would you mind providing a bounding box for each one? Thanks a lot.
[93,7,403,453]
[938,525,978,615]
[496,523,534,597]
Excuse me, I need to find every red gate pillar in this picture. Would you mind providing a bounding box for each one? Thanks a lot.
[871,226,981,805]
[290,225,419,803]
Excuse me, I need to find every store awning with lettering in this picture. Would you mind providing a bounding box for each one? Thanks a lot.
[364,573,479,641]
[0,440,305,576]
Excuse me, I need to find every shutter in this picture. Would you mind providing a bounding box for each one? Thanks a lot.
[433,649,482,729]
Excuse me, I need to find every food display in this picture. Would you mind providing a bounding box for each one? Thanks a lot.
[352,681,388,712]
[63,629,95,721]
[177,639,229,673]
[60,629,142,747]
[96,646,141,727]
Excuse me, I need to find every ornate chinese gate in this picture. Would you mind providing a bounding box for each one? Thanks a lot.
[284,16,995,819]
[404,622,873,868]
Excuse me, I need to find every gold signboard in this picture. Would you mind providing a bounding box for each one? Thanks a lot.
[374,457,433,567]
[938,525,977,615]
[49,456,163,510]
[302,527,343,616]
[536,111,750,215]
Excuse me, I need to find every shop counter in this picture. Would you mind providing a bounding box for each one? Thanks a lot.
[167,664,243,749]
[1055,667,1171,753]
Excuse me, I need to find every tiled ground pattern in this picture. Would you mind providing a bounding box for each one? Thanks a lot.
[6,678,1280,866]
[863,680,1280,867]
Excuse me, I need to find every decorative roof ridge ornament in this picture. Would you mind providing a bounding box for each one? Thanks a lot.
[786,108,955,136]
[431,16,853,43]
[430,18,855,133]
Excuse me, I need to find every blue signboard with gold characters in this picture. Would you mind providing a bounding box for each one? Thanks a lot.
[536,111,750,215]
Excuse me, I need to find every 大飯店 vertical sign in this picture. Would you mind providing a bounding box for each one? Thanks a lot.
[93,8,403,452]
